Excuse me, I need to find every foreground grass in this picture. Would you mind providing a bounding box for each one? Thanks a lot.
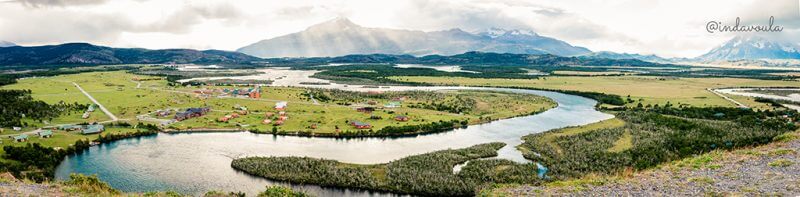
[0,173,310,197]
[393,76,799,108]
[483,131,800,196]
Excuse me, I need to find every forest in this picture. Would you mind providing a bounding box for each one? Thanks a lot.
[0,89,87,127]
[231,142,508,196]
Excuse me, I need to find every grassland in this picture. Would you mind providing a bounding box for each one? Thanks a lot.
[0,71,555,136]
[393,76,800,108]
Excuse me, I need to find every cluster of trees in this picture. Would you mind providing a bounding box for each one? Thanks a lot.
[231,142,506,196]
[520,107,797,180]
[375,119,466,136]
[0,89,88,127]
[305,64,539,85]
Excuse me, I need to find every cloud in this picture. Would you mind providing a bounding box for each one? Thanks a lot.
[9,0,109,7]
[136,3,243,33]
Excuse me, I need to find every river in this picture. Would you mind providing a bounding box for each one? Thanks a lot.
[55,70,613,196]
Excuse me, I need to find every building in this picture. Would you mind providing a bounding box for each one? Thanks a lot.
[175,107,211,121]
[275,101,288,110]
[12,127,21,131]
[394,115,410,122]
[156,109,172,117]
[265,112,275,118]
[351,121,372,129]
[273,120,284,126]
[356,107,375,113]
[59,125,83,131]
[262,119,272,124]
[14,134,28,142]
[82,125,105,135]
[384,102,401,108]
[39,130,53,138]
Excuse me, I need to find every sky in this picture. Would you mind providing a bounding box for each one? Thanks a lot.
[0,0,798,58]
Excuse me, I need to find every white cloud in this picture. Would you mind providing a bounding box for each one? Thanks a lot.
[0,0,797,57]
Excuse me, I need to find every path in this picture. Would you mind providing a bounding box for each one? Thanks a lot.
[73,82,119,121]
[708,88,748,108]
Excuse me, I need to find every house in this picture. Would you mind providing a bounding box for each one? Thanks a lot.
[39,130,53,138]
[275,101,288,110]
[175,107,210,121]
[265,112,275,118]
[218,116,230,122]
[273,120,284,126]
[12,127,21,131]
[356,107,375,113]
[14,134,28,142]
[87,104,96,112]
[262,119,272,124]
[156,109,172,117]
[278,111,286,116]
[384,102,401,108]
[351,121,372,129]
[82,125,105,135]
[59,125,83,131]
[394,115,410,122]
[278,116,288,121]
[310,124,317,129]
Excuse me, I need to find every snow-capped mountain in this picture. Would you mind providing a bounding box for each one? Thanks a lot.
[579,51,670,63]
[0,41,16,47]
[697,35,800,60]
[237,18,590,58]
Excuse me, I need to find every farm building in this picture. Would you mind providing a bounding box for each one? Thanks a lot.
[155,109,172,117]
[275,101,288,110]
[384,102,401,108]
[395,115,410,122]
[175,107,210,121]
[351,121,372,129]
[39,130,53,138]
[82,125,105,135]
[14,134,28,142]
[356,107,375,113]
[59,125,83,131]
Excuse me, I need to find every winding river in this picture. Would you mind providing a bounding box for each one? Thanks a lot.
[55,86,612,196]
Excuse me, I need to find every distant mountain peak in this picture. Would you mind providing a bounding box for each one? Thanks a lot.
[699,35,800,60]
[0,41,17,47]
[481,28,538,38]
[307,17,360,31]
[237,19,590,58]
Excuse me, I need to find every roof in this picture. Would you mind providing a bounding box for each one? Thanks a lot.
[14,134,28,140]
[59,125,82,129]
[82,125,104,134]
[39,130,53,136]
[275,101,288,108]
[353,121,370,126]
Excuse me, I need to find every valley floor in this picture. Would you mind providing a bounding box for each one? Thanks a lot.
[486,131,800,196]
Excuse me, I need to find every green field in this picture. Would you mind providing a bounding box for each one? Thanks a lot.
[0,71,556,136]
[393,76,800,108]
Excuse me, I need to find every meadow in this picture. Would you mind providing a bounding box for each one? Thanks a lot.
[0,71,555,136]
[393,76,800,108]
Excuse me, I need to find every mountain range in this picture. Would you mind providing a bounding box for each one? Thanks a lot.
[237,18,591,58]
[697,35,800,61]
[0,41,16,47]
[0,43,261,66]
